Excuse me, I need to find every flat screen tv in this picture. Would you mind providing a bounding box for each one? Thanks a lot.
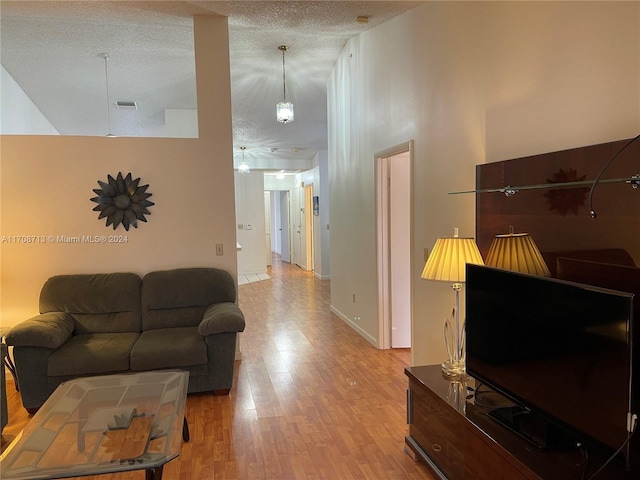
[466,264,634,457]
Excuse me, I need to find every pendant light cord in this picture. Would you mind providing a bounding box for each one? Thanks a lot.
[588,133,640,218]
[100,53,113,136]
[281,46,287,103]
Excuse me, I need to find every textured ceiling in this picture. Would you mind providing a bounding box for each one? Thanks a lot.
[0,1,424,169]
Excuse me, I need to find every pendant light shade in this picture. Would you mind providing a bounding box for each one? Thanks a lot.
[238,146,250,174]
[276,101,294,124]
[276,45,294,123]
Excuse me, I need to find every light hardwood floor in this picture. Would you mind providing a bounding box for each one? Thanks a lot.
[1,256,433,479]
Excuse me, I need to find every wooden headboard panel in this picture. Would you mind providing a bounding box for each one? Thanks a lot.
[476,137,640,275]
[557,257,640,307]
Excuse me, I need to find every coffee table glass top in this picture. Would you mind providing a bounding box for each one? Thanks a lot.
[0,370,189,479]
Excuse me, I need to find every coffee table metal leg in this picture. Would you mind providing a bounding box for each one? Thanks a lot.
[2,343,18,391]
[183,416,190,442]
[145,465,163,480]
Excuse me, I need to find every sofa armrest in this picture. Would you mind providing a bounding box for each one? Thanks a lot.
[6,312,74,349]
[198,303,245,336]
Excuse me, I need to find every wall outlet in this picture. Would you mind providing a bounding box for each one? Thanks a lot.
[215,244,223,256]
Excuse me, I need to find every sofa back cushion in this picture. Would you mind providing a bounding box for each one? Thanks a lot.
[141,268,236,331]
[40,273,142,334]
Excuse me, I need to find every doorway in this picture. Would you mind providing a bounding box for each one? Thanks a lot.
[376,141,413,349]
[265,184,314,271]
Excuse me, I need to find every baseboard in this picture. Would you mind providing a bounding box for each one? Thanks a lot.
[329,305,379,348]
[314,272,330,280]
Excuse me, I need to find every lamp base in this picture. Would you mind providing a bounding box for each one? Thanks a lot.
[441,359,466,378]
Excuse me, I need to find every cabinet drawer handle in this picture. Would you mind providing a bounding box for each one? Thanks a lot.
[432,443,442,452]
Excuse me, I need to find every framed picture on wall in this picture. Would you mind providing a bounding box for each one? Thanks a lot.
[313,196,319,216]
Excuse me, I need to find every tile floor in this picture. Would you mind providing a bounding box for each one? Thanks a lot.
[237,273,271,285]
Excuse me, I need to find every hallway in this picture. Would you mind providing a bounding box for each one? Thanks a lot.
[226,255,431,478]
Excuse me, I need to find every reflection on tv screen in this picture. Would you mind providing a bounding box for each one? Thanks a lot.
[466,264,633,453]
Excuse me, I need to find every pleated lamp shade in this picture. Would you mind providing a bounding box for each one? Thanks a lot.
[421,230,484,283]
[485,231,550,276]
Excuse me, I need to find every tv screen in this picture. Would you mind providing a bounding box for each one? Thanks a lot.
[466,264,634,454]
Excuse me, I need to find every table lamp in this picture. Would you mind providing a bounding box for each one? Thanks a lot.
[421,228,484,376]
[485,226,550,276]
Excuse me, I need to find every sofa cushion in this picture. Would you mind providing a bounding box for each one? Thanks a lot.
[40,273,142,334]
[141,268,236,330]
[48,333,139,377]
[130,327,207,371]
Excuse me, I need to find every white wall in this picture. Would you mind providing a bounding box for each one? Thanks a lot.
[269,191,279,254]
[1,16,237,327]
[316,151,331,280]
[235,170,267,275]
[1,65,60,135]
[328,1,640,365]
[164,108,198,138]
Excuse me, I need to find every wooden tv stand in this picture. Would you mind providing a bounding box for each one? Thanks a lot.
[404,365,632,480]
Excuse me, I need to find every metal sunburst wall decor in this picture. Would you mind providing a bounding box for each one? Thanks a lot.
[90,172,154,230]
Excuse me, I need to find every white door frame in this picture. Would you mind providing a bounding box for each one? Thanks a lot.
[291,185,302,267]
[304,184,314,272]
[375,140,414,349]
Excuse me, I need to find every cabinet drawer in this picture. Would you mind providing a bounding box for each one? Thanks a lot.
[408,380,532,480]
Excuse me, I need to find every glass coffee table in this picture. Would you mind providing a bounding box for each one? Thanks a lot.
[0,370,189,480]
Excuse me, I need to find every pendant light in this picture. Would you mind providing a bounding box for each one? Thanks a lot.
[276,45,294,123]
[238,146,250,174]
[99,53,116,137]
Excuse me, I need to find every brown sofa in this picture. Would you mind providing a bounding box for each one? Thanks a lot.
[6,267,245,412]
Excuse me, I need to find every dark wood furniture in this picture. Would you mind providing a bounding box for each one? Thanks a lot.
[473,137,640,477]
[475,137,640,264]
[405,365,632,480]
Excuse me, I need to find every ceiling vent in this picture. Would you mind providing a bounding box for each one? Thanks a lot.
[116,101,138,110]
